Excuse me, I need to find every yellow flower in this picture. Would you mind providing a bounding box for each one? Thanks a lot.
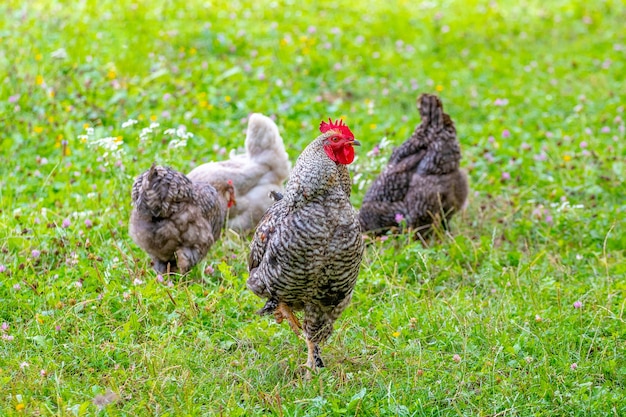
[80,137,87,144]
[370,124,377,130]
[83,123,90,129]
[225,95,231,103]
[436,85,444,92]
[280,38,289,47]
[179,46,185,53]
[150,115,157,122]
[34,126,44,134]
[57,134,63,140]
[114,136,123,143]
[138,114,145,121]
[48,90,55,98]
[189,47,197,55]
[48,116,55,123]
[16,403,25,411]
[199,100,208,108]
[107,69,116,80]
[392,331,400,337]
[36,314,44,324]
[36,75,44,85]
[35,53,42,61]
[563,155,572,162]
[64,147,71,156]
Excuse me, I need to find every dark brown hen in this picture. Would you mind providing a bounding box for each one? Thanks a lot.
[359,94,468,236]
[129,164,235,274]
[247,119,364,375]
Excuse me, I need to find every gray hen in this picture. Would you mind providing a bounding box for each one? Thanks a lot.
[129,164,235,274]
[247,119,364,374]
[359,94,468,236]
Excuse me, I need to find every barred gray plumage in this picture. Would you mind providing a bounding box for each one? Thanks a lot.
[247,123,364,374]
[359,94,468,236]
[129,164,234,274]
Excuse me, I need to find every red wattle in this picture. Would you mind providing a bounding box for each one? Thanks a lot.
[324,144,354,165]
[337,145,355,164]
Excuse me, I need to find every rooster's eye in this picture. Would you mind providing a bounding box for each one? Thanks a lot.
[330,136,339,143]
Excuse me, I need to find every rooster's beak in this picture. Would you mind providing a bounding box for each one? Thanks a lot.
[352,139,361,146]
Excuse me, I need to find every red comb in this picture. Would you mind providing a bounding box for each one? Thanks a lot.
[319,118,354,139]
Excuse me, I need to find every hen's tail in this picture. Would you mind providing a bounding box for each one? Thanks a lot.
[246,113,286,160]
[417,93,456,132]
[269,190,284,201]
[131,164,194,219]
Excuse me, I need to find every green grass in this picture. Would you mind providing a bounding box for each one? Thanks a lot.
[1,0,625,415]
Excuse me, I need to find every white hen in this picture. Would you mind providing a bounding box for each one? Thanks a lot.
[187,113,290,233]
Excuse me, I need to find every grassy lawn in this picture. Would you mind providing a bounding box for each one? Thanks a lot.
[1,0,625,415]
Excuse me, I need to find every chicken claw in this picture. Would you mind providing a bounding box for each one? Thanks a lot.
[274,302,302,335]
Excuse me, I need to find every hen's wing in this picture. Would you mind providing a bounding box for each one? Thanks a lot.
[246,199,289,315]
[359,137,428,233]
[191,182,225,243]
[388,134,427,166]
[248,199,286,275]
[363,145,427,204]
[132,165,194,219]
[192,183,219,217]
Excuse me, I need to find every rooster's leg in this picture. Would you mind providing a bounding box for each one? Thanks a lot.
[274,302,302,335]
[304,337,324,378]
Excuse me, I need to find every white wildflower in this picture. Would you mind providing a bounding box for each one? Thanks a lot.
[139,123,160,142]
[168,138,187,149]
[139,127,153,142]
[51,48,68,60]
[379,136,392,149]
[164,125,194,148]
[550,200,584,212]
[88,136,125,161]
[366,99,375,115]
[122,119,138,128]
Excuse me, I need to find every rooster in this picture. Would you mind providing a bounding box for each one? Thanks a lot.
[187,113,290,233]
[247,119,364,375]
[129,164,235,274]
[359,94,468,237]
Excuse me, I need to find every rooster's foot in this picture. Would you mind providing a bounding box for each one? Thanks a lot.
[274,302,302,335]
[300,338,324,380]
